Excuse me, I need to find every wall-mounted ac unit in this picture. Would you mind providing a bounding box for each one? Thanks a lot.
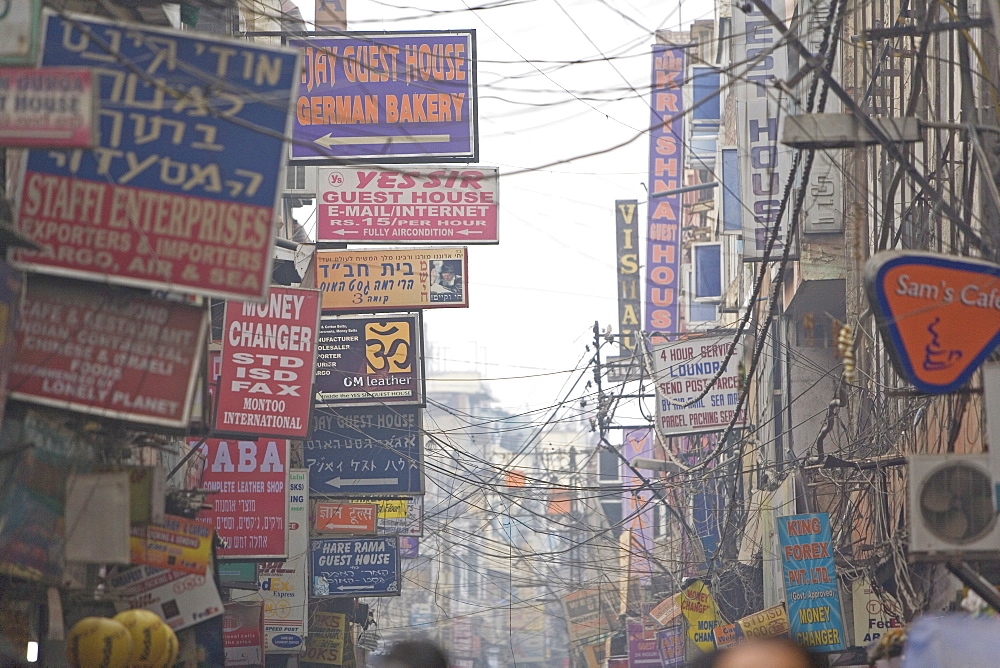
[908,455,1000,558]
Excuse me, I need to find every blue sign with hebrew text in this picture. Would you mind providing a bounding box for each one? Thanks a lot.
[311,537,400,597]
[15,13,298,300]
[305,407,423,495]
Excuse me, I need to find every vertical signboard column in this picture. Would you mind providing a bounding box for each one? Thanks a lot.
[645,45,685,340]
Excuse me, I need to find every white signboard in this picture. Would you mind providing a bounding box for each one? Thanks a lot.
[261,469,310,653]
[731,0,796,260]
[650,334,746,437]
[109,563,224,631]
[851,578,902,646]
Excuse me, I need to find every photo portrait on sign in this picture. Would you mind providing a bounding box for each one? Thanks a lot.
[429,260,463,302]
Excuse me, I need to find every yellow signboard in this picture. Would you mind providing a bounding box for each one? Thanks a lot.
[129,514,211,575]
[315,248,468,312]
[680,579,720,653]
[304,611,346,665]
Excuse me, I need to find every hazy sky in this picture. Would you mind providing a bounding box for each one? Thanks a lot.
[296,0,716,414]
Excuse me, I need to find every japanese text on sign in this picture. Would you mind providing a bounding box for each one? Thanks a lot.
[14,14,298,299]
[290,33,476,161]
[305,407,423,495]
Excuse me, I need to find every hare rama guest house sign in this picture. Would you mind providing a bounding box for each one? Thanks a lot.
[865,252,1000,393]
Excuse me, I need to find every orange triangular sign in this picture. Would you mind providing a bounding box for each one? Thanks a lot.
[865,252,1000,393]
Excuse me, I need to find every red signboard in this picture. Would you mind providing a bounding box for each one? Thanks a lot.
[223,601,265,666]
[10,276,207,428]
[214,287,321,439]
[317,166,499,244]
[196,438,289,559]
[314,502,378,534]
[0,67,96,148]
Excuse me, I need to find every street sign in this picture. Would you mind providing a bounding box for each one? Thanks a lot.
[314,313,425,407]
[865,251,1000,393]
[0,67,96,148]
[315,502,379,534]
[314,247,468,312]
[288,32,477,163]
[330,496,424,536]
[310,537,400,597]
[305,407,423,495]
[317,166,498,243]
[14,13,299,300]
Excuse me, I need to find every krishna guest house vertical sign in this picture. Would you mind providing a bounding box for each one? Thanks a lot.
[644,45,685,339]
[195,438,289,559]
[865,251,1000,393]
[778,513,846,652]
[288,32,477,162]
[13,13,299,301]
[214,287,322,439]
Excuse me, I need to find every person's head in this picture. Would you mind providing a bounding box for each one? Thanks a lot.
[377,639,448,668]
[440,262,457,278]
[712,638,822,668]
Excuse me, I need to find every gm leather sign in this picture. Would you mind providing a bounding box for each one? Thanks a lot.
[865,251,1000,393]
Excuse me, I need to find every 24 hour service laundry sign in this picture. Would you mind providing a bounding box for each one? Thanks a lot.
[649,334,746,437]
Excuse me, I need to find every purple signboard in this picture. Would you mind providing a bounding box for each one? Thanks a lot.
[645,46,685,340]
[627,620,661,667]
[399,537,419,558]
[289,32,477,162]
[314,314,424,407]
[621,429,656,584]
[656,625,685,667]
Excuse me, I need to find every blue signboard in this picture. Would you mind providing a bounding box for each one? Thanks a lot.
[778,513,846,652]
[15,14,298,300]
[288,32,477,162]
[310,537,400,597]
[305,407,423,495]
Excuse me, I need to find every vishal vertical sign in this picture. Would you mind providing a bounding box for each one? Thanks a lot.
[645,46,685,339]
[616,200,640,351]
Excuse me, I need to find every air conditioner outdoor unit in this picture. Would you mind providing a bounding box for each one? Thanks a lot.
[908,455,1000,558]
